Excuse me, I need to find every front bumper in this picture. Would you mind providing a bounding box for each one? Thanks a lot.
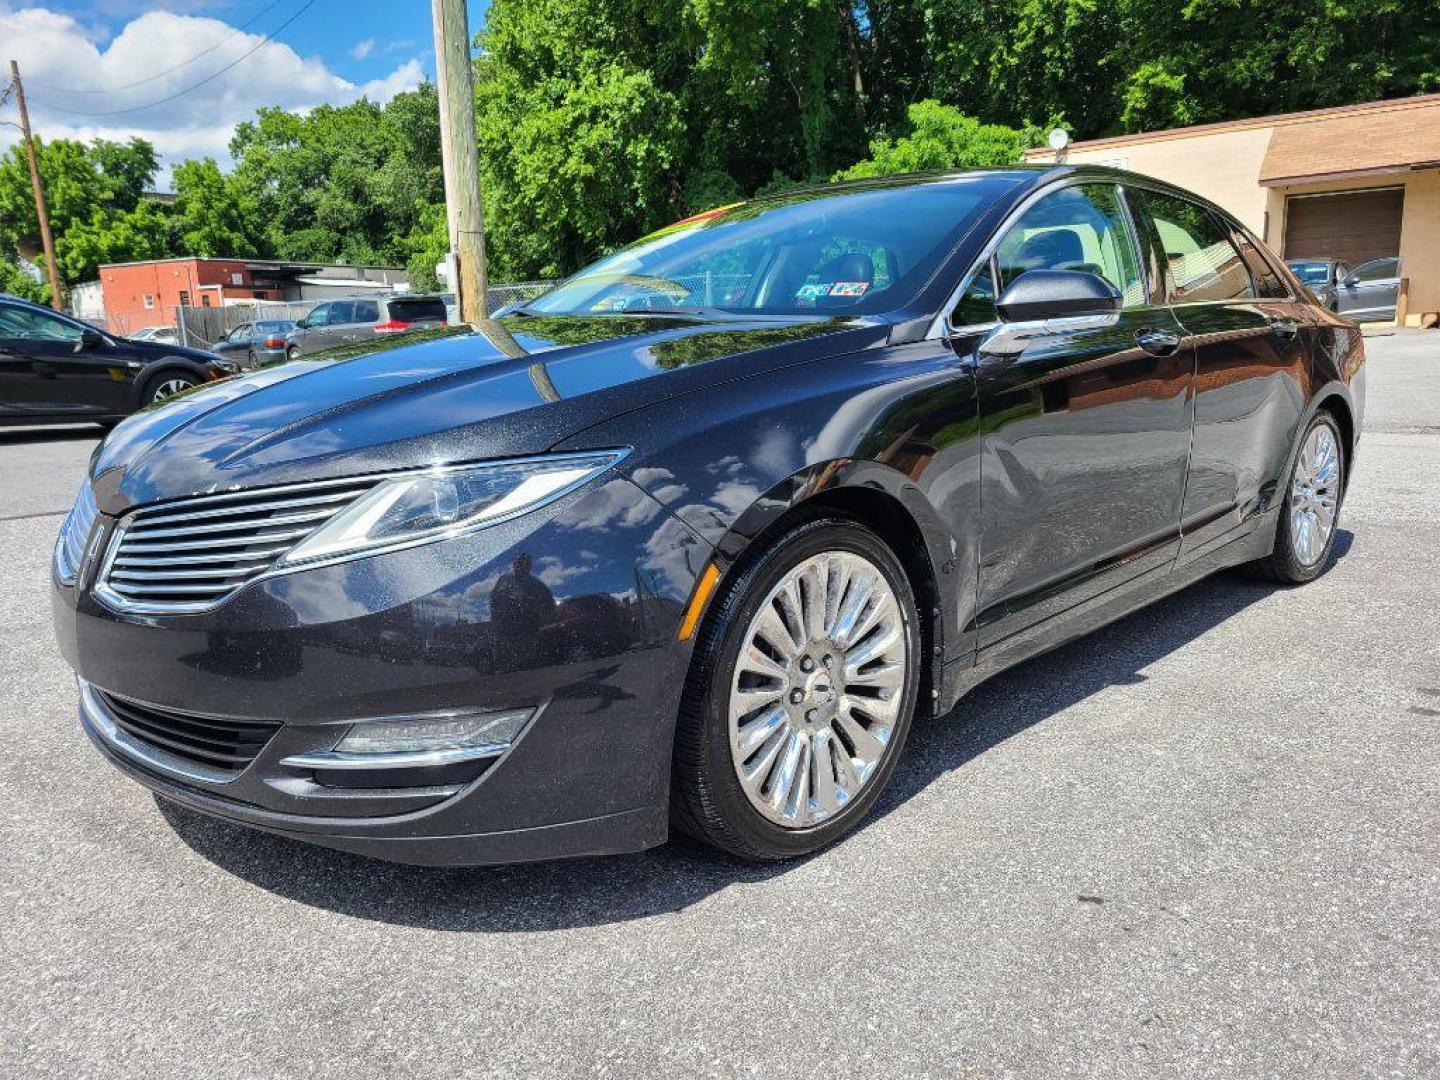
[54,476,712,865]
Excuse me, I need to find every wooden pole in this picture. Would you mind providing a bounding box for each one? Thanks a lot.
[430,0,488,322]
[8,61,63,311]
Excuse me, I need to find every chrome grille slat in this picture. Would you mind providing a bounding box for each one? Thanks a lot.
[55,482,99,584]
[118,527,319,554]
[113,547,291,568]
[133,489,359,529]
[97,479,376,613]
[124,506,346,540]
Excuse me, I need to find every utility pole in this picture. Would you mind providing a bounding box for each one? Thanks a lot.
[7,61,63,311]
[430,0,488,322]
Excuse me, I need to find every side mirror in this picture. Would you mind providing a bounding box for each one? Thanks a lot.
[78,328,107,351]
[1342,274,1359,288]
[995,269,1123,323]
[295,318,309,330]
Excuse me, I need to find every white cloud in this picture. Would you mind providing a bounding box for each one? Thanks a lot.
[0,5,425,183]
[350,37,375,61]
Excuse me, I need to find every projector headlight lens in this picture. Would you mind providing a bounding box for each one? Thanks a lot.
[280,450,625,567]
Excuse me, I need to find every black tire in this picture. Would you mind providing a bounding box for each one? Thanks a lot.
[141,369,198,405]
[671,515,922,861]
[287,346,301,362]
[1251,410,1345,584]
[246,348,257,369]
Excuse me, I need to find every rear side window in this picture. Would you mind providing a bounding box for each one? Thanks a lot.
[353,300,380,322]
[388,298,448,323]
[1354,257,1399,282]
[1135,191,1254,303]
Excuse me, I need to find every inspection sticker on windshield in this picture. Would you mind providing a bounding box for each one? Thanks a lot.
[830,281,869,297]
[796,282,832,301]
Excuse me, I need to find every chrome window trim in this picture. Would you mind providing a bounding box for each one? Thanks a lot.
[92,449,629,617]
[78,679,242,786]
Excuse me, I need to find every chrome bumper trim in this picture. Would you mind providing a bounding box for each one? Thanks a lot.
[78,679,240,786]
[278,744,507,771]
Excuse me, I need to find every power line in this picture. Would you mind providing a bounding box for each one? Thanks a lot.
[26,0,317,119]
[25,0,289,95]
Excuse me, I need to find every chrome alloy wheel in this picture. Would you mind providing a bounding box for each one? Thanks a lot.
[150,377,194,402]
[1290,422,1340,566]
[727,550,910,828]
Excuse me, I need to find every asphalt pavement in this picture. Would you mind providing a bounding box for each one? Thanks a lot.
[2,332,1437,1078]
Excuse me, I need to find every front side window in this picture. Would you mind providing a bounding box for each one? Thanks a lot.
[1138,191,1254,303]
[952,183,1144,326]
[306,304,330,327]
[0,303,82,342]
[527,174,1022,317]
[227,324,251,343]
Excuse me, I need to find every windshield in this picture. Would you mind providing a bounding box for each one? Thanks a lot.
[527,175,1021,318]
[1287,261,1331,286]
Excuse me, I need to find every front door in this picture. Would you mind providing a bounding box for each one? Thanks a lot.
[0,301,127,417]
[959,183,1193,646]
[1127,188,1311,557]
[1338,257,1400,321]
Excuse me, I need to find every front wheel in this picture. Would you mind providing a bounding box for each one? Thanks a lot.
[671,516,921,861]
[1253,411,1345,583]
[144,371,198,405]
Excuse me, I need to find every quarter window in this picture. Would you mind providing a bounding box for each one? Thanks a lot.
[1229,229,1288,299]
[1136,191,1254,303]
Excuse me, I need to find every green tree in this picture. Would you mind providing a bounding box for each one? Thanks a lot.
[834,100,1042,180]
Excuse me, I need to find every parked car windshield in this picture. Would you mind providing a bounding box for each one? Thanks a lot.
[527,175,1022,318]
[1287,260,1332,286]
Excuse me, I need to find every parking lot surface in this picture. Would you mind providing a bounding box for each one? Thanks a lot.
[2,333,1437,1078]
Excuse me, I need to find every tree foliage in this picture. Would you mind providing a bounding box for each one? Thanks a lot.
[835,101,1043,181]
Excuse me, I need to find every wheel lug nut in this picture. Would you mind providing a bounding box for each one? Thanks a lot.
[800,657,815,672]
[805,709,818,723]
[789,689,804,704]
[822,654,833,668]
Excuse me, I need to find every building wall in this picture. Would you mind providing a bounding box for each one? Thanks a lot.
[99,259,283,334]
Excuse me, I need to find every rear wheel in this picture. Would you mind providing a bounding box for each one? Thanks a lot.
[1253,411,1345,583]
[287,346,300,362]
[671,517,921,861]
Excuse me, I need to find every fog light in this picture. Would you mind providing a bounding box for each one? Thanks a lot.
[279,707,535,771]
[336,709,532,755]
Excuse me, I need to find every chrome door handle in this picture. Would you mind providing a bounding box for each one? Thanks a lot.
[1135,327,1181,356]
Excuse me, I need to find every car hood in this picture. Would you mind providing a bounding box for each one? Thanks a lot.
[125,338,220,363]
[90,313,883,513]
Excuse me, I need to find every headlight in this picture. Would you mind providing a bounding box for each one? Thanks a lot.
[279,450,626,567]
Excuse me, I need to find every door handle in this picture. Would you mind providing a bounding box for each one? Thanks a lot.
[1135,327,1181,356]
[1268,316,1301,339]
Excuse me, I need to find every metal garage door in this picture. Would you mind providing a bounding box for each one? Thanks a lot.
[1284,188,1404,265]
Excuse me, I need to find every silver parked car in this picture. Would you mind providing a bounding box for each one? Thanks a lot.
[285,295,449,359]
[1287,256,1402,321]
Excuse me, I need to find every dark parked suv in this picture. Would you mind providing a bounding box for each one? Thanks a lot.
[52,166,1363,866]
[0,294,235,427]
[285,294,449,359]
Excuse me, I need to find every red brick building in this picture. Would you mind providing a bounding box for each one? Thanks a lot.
[96,257,409,335]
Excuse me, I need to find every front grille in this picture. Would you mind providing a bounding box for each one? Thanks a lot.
[96,690,281,775]
[54,481,98,583]
[98,479,376,611]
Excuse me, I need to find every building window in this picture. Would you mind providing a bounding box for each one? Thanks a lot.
[201,295,212,307]
[142,294,155,309]
[178,290,190,307]
[253,290,267,299]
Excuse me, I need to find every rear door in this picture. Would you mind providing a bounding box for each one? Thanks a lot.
[1129,188,1310,557]
[1339,257,1400,321]
[350,299,381,344]
[960,182,1193,645]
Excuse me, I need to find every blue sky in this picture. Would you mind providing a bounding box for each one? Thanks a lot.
[1,1,491,180]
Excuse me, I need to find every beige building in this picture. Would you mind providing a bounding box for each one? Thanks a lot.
[1026,93,1440,325]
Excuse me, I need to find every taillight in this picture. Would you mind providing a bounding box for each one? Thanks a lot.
[373,319,411,334]
[262,337,285,348]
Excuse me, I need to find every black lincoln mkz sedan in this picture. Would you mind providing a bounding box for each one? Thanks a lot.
[52,166,1363,865]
